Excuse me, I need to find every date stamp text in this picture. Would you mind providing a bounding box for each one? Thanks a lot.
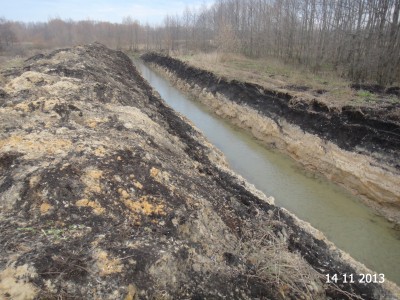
[326,273,385,284]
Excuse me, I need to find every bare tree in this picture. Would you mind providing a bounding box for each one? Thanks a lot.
[0,18,17,50]
[3,0,399,84]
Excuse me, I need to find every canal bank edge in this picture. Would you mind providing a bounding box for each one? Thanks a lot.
[140,52,400,226]
[0,43,399,299]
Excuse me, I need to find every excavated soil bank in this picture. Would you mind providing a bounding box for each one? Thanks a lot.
[141,53,400,225]
[1,44,399,299]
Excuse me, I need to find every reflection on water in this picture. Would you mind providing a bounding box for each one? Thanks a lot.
[135,60,400,285]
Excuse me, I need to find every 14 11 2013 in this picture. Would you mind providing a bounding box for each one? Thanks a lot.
[326,273,385,284]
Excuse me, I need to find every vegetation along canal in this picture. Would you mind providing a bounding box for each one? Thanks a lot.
[135,60,400,285]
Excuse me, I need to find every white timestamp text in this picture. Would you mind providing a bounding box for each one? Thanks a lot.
[326,273,385,284]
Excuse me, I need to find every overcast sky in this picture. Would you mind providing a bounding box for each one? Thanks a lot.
[3,0,213,25]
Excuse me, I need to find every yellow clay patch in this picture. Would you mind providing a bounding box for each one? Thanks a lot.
[94,146,107,157]
[0,135,72,159]
[40,202,53,215]
[60,163,70,170]
[133,181,143,190]
[29,176,40,188]
[94,250,123,276]
[86,118,107,129]
[5,71,52,93]
[42,99,60,111]
[0,264,38,300]
[13,102,31,112]
[150,167,159,178]
[76,199,105,215]
[45,80,80,94]
[118,188,130,199]
[87,120,98,128]
[149,167,170,184]
[124,284,138,300]
[82,169,103,194]
[123,196,165,216]
[87,170,103,180]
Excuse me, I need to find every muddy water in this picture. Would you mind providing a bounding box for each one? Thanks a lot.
[135,61,400,285]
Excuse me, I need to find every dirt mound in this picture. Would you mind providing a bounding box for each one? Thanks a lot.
[0,44,398,299]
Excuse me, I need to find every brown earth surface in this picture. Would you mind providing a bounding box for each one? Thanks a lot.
[0,44,399,299]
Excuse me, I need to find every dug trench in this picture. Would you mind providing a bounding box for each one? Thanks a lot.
[0,43,399,299]
[140,52,400,226]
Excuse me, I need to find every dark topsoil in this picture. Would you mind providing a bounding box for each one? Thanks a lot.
[0,44,398,299]
[141,53,400,170]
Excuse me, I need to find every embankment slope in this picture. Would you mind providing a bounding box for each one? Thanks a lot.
[0,44,399,299]
[141,53,400,225]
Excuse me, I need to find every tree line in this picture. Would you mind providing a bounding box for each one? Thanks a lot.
[1,0,399,85]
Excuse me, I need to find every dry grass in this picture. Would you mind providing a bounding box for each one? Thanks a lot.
[233,218,325,299]
[229,215,365,300]
[0,54,26,86]
[174,51,398,108]
[0,56,25,69]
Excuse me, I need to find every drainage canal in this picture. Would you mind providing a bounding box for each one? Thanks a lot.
[135,60,400,285]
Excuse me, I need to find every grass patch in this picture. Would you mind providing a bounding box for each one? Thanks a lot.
[387,95,400,104]
[0,55,26,85]
[0,56,25,70]
[174,51,385,108]
[124,50,142,59]
[17,224,89,241]
[357,89,374,98]
[355,89,378,104]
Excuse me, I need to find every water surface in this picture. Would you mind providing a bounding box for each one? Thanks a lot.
[135,60,400,285]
